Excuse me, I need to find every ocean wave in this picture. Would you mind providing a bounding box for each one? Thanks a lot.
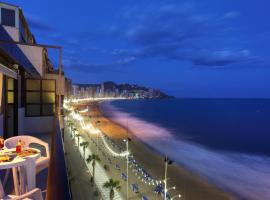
[101,101,270,200]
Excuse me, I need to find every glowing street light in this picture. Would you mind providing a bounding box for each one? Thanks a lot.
[67,104,129,157]
[95,120,101,154]
[166,186,176,192]
[164,186,176,200]
[124,138,131,200]
[164,155,173,200]
[172,194,182,199]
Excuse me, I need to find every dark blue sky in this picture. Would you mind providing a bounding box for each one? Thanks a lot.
[6,0,270,97]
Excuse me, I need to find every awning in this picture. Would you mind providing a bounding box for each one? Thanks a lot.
[0,26,41,78]
[0,62,17,79]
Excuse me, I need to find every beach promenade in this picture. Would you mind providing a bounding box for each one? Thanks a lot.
[71,115,159,199]
[65,101,235,200]
[64,128,100,200]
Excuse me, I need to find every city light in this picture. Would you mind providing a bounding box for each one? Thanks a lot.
[79,108,88,113]
[65,99,181,193]
[172,194,182,199]
[66,102,129,157]
[68,97,127,103]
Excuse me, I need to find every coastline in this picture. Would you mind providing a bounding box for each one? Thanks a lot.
[78,100,236,200]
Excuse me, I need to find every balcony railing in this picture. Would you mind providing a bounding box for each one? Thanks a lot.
[46,117,71,200]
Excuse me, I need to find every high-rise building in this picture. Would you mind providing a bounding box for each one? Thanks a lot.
[100,83,105,97]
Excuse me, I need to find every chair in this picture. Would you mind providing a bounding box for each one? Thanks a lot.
[4,136,50,174]
[0,181,43,200]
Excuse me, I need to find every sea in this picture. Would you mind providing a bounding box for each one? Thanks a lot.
[100,98,270,200]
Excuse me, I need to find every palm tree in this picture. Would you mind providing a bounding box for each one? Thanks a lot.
[103,179,121,200]
[86,154,101,182]
[68,170,75,183]
[80,141,89,160]
[70,122,75,137]
[66,120,72,136]
[72,127,78,139]
[75,133,80,148]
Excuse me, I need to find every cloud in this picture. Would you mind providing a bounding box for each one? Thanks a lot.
[63,56,136,73]
[25,13,55,32]
[222,11,240,19]
[191,49,252,67]
[123,4,206,46]
[46,2,264,71]
[104,3,258,68]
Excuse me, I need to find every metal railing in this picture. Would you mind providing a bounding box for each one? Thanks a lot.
[46,117,71,200]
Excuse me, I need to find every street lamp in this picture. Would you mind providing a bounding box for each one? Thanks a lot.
[95,121,101,154]
[167,186,176,192]
[164,186,176,200]
[124,138,131,200]
[172,194,182,199]
[164,155,173,200]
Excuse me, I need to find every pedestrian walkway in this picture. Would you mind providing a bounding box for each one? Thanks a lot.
[65,116,157,200]
[75,133,123,200]
[64,129,100,200]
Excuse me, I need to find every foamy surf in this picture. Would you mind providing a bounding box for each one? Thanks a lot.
[101,101,270,200]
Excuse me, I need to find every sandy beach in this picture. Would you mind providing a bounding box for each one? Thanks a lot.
[72,100,236,200]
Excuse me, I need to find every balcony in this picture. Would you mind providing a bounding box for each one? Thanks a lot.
[0,116,71,199]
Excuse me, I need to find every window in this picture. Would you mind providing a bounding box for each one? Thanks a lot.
[7,92,14,103]
[42,104,55,116]
[41,79,55,116]
[26,92,40,103]
[42,80,55,91]
[25,79,56,116]
[42,92,55,103]
[7,78,14,104]
[26,80,40,90]
[26,105,40,116]
[1,8,16,27]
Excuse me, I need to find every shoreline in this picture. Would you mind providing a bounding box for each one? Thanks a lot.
[74,100,236,200]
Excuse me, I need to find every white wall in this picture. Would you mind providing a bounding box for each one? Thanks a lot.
[2,26,19,41]
[18,45,44,76]
[23,116,53,134]
[18,107,53,135]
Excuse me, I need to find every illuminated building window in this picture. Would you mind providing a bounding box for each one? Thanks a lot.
[26,79,56,116]
[7,78,14,104]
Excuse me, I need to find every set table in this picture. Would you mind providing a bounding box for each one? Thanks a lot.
[0,148,41,195]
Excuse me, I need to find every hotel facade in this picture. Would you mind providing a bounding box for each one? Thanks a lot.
[0,2,71,138]
[0,2,71,199]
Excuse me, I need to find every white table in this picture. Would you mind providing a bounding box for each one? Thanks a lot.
[0,148,41,195]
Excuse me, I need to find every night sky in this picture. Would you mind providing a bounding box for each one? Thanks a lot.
[5,0,270,98]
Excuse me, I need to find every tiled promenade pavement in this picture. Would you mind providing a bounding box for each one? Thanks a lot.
[64,129,100,200]
[75,133,123,199]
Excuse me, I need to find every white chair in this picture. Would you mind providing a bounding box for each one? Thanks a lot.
[0,181,43,200]
[4,136,50,174]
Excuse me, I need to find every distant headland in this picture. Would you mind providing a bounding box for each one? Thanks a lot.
[72,81,173,99]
